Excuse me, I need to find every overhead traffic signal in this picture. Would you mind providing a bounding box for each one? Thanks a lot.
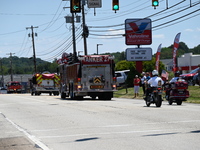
[152,0,159,7]
[112,0,119,11]
[70,0,81,13]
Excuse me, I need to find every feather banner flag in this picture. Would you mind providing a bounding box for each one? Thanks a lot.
[155,44,162,72]
[172,32,181,72]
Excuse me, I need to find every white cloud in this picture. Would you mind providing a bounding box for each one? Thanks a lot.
[153,34,165,39]
[184,29,194,32]
[196,28,200,31]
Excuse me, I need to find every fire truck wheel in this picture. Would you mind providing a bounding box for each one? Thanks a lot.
[91,96,96,100]
[75,96,83,100]
[35,92,41,95]
[98,95,111,100]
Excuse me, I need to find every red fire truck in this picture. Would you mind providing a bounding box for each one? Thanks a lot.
[30,71,60,96]
[7,81,22,93]
[58,54,117,100]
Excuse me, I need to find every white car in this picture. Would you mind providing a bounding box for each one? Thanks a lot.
[115,70,130,86]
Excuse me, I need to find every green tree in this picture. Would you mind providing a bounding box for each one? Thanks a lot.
[126,67,140,87]
[115,60,135,71]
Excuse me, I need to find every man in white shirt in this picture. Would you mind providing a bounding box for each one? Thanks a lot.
[148,70,164,87]
[145,70,164,100]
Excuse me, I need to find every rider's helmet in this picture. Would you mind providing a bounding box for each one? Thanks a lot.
[152,70,158,76]
[175,71,180,77]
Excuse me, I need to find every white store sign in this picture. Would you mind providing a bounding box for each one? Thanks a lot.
[126,48,152,61]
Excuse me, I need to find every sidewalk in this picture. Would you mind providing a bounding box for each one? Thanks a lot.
[0,112,42,150]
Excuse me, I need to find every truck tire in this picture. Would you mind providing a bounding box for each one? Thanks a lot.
[91,96,96,100]
[98,93,112,100]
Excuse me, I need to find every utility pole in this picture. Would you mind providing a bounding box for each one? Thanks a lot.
[71,13,77,58]
[6,53,15,81]
[26,25,38,73]
[0,58,4,87]
[81,1,88,55]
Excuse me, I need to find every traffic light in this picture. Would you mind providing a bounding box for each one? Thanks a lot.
[70,0,81,13]
[112,0,119,11]
[152,0,159,7]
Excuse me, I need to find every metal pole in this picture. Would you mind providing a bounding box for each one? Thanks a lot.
[97,44,103,55]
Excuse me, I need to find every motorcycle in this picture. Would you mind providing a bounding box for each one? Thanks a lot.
[164,80,189,105]
[144,80,163,107]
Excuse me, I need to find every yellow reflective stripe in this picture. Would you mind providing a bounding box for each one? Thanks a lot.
[54,75,60,85]
[36,75,42,85]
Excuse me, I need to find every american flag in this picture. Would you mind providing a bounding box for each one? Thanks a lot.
[161,70,169,80]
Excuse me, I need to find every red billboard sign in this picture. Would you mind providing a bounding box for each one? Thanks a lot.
[125,18,152,45]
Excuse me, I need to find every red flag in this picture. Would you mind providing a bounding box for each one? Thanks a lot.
[172,33,181,72]
[155,44,162,72]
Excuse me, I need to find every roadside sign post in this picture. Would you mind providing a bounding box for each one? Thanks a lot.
[125,18,152,73]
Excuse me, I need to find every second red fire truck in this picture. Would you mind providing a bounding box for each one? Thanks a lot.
[30,71,60,96]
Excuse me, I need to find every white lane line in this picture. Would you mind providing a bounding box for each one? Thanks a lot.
[39,130,162,139]
[0,112,50,150]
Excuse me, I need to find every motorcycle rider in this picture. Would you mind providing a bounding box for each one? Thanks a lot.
[169,71,182,83]
[145,70,164,101]
[165,71,185,100]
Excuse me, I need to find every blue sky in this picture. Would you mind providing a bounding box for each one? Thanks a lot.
[0,0,200,62]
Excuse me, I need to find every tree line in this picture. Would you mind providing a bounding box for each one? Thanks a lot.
[0,42,199,76]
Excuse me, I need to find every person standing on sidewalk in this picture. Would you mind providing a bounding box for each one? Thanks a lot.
[133,75,140,98]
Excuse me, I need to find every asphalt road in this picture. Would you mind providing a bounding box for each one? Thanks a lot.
[0,93,200,150]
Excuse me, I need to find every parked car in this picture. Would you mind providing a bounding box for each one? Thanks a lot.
[192,73,199,86]
[115,70,130,86]
[0,86,7,90]
[180,68,198,85]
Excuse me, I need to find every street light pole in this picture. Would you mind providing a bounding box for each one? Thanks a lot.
[97,44,103,55]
